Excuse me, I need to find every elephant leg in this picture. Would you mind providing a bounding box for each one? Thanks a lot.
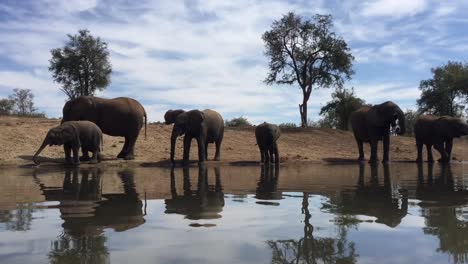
[205,142,209,160]
[369,139,379,164]
[268,145,275,163]
[356,139,364,161]
[80,147,91,162]
[434,142,449,163]
[445,138,453,161]
[264,146,271,163]
[196,137,206,163]
[72,145,80,165]
[64,144,72,164]
[273,142,279,163]
[214,139,222,161]
[124,136,137,160]
[382,135,390,163]
[90,149,99,164]
[426,144,434,163]
[183,136,192,163]
[416,138,423,163]
[259,145,265,163]
[117,139,129,159]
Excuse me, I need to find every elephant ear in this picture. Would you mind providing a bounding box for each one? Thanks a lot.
[367,106,385,127]
[61,125,80,145]
[188,110,205,128]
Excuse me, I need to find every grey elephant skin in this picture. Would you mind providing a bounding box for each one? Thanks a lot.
[170,109,224,164]
[33,121,103,165]
[62,96,147,160]
[164,109,185,124]
[255,122,281,163]
[350,101,406,163]
[415,115,468,163]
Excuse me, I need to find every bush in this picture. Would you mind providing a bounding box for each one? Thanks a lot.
[225,117,252,127]
[279,122,297,128]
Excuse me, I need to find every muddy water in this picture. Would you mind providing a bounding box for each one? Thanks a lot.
[1,163,468,264]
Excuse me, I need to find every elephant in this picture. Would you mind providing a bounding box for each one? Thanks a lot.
[414,115,468,163]
[170,109,224,164]
[33,121,103,165]
[350,101,406,163]
[164,109,185,124]
[255,122,281,163]
[62,96,147,160]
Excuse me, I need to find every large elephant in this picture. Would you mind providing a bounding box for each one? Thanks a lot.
[170,109,224,164]
[62,96,147,160]
[255,122,281,163]
[350,101,406,163]
[414,115,468,163]
[33,121,103,165]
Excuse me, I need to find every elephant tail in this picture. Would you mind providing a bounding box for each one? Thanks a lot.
[144,110,147,139]
[101,133,104,152]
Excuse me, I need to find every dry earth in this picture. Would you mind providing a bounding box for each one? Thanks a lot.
[1,115,468,167]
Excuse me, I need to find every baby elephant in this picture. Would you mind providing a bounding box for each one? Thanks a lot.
[255,122,281,163]
[415,115,468,163]
[33,121,103,165]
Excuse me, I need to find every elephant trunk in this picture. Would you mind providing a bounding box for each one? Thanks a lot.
[396,109,406,135]
[170,130,178,163]
[33,138,49,165]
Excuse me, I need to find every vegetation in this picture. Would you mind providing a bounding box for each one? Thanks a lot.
[279,122,297,128]
[0,89,45,117]
[262,12,354,127]
[49,29,112,100]
[225,116,252,127]
[319,88,365,130]
[0,98,14,115]
[404,110,420,136]
[417,61,468,117]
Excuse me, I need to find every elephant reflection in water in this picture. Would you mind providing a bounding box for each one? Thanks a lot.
[417,163,468,263]
[165,165,224,222]
[34,168,145,263]
[351,164,408,227]
[326,164,408,228]
[255,164,282,205]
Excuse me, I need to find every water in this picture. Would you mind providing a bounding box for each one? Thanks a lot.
[1,163,468,264]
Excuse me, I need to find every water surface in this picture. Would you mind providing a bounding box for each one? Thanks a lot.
[1,163,468,264]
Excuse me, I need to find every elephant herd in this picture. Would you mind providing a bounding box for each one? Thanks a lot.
[32,96,468,166]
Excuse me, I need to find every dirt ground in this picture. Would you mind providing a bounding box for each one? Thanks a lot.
[1,115,467,167]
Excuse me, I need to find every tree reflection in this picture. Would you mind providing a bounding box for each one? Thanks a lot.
[418,163,468,264]
[267,192,357,264]
[165,165,225,221]
[0,204,36,231]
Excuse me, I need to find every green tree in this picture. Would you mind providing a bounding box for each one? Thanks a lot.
[403,110,419,136]
[49,29,112,100]
[0,98,14,115]
[8,88,39,116]
[319,88,365,130]
[417,61,468,117]
[262,12,354,127]
[225,116,252,127]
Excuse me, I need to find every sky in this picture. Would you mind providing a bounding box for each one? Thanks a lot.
[0,0,467,124]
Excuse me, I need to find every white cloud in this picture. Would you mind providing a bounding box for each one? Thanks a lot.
[361,0,427,17]
[0,0,466,124]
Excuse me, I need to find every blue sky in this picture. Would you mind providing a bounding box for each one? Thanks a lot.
[0,0,467,124]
